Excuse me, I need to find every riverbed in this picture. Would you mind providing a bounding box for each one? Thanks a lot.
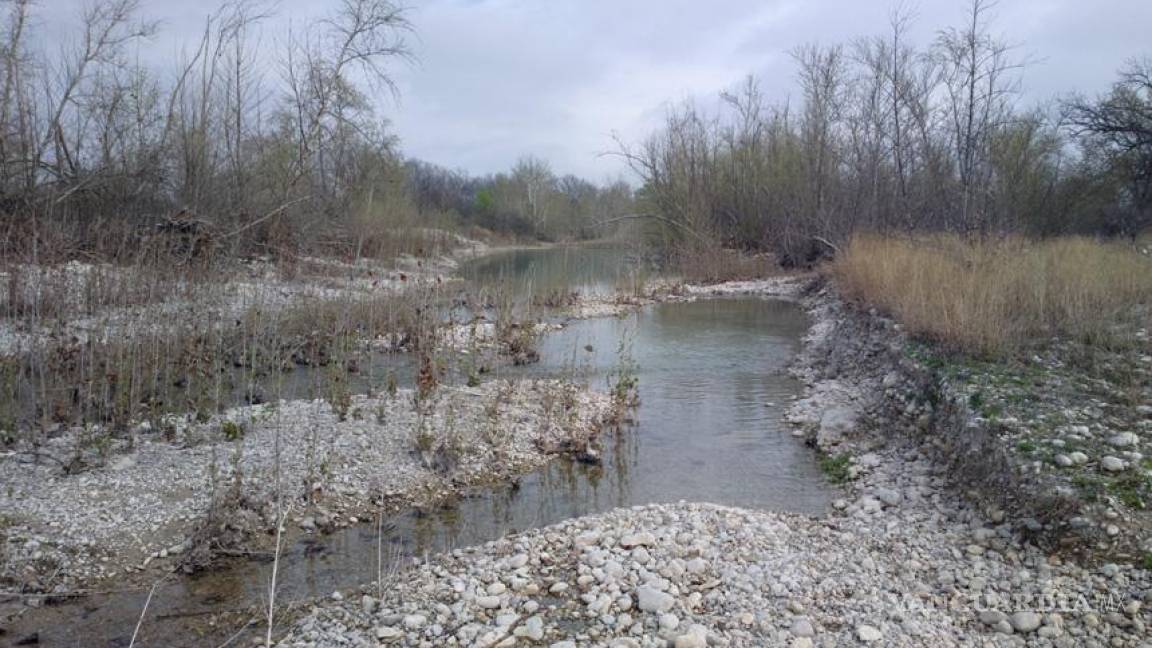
[1,246,832,647]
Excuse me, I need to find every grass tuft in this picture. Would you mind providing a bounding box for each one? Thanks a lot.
[819,452,852,484]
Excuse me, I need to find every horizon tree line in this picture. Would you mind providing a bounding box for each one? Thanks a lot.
[614,0,1152,264]
[0,0,630,265]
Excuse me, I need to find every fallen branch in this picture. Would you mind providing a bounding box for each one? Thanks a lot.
[222,197,312,240]
[812,236,841,255]
[128,575,170,648]
[596,213,710,243]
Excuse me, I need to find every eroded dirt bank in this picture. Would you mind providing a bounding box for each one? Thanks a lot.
[276,277,1151,647]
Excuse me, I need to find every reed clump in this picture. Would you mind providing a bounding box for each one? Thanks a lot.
[834,234,1152,356]
[0,241,452,452]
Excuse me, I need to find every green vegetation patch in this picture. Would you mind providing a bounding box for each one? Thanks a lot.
[819,452,853,484]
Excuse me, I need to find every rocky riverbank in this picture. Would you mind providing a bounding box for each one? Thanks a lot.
[275,277,1151,647]
[561,275,805,320]
[0,230,489,355]
[0,379,612,608]
[795,280,1151,562]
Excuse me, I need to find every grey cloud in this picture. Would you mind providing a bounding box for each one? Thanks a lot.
[39,0,1152,180]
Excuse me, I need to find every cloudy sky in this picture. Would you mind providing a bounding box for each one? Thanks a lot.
[41,0,1152,182]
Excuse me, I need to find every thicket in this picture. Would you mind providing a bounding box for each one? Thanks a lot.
[0,0,626,266]
[616,1,1152,265]
[406,157,634,243]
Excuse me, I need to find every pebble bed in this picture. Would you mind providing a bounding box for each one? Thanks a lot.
[278,279,1152,647]
[0,380,611,598]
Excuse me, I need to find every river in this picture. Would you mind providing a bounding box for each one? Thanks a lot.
[2,246,831,647]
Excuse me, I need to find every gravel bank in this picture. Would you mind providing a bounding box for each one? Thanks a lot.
[562,276,805,320]
[278,495,1149,647]
[276,277,1152,647]
[0,379,612,600]
[792,279,1151,561]
[0,233,487,355]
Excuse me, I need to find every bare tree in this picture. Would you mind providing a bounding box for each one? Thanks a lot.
[37,0,157,192]
[1065,58,1152,238]
[0,0,33,196]
[510,155,555,228]
[932,0,1021,233]
[793,44,849,240]
[282,0,412,193]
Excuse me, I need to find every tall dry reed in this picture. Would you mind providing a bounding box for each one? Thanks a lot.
[834,234,1152,356]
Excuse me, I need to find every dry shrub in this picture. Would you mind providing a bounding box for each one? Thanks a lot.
[2,282,426,443]
[672,244,778,284]
[834,234,1152,356]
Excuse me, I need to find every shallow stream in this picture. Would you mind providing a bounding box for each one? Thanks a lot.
[2,246,831,647]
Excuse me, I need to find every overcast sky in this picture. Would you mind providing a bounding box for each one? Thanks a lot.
[40,0,1152,182]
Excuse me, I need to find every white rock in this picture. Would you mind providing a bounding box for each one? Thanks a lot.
[979,610,1006,626]
[620,532,656,548]
[874,488,903,507]
[1108,432,1139,447]
[672,625,709,648]
[856,625,882,642]
[515,616,545,641]
[1100,456,1127,472]
[818,406,856,445]
[1008,611,1042,633]
[636,585,675,613]
[375,626,402,641]
[789,617,815,637]
[574,531,601,546]
[477,596,502,609]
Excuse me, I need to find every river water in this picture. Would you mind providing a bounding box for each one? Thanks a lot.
[2,246,831,647]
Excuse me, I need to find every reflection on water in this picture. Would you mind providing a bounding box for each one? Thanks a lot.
[6,250,832,647]
[458,246,637,297]
[524,298,828,511]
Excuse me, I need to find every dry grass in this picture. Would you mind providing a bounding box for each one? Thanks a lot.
[834,234,1152,356]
